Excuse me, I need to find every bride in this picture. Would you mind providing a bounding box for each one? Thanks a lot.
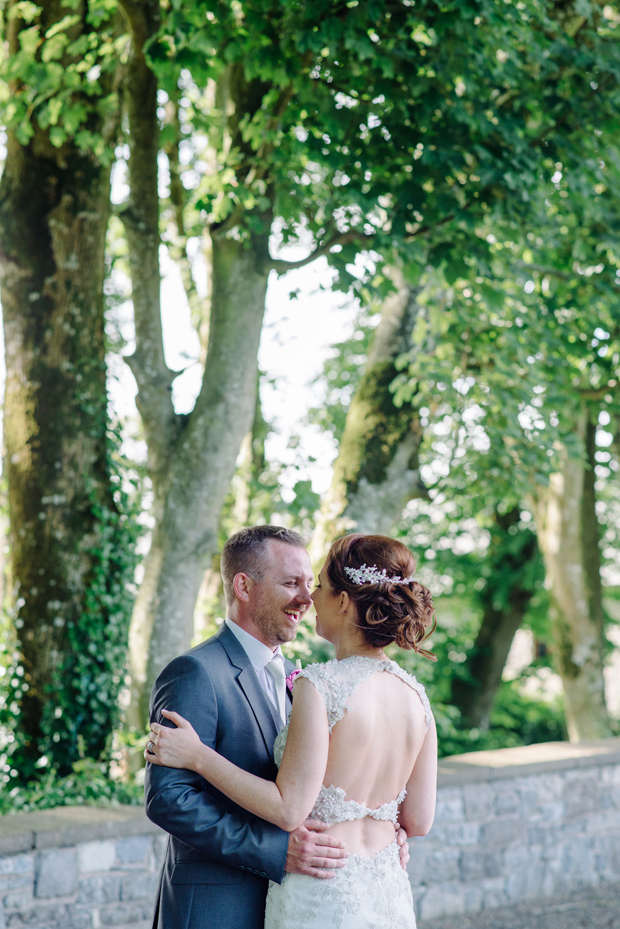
[145,533,438,928]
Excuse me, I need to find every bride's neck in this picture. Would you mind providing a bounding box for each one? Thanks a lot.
[334,630,386,661]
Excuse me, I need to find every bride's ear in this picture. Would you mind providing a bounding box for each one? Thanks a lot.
[338,591,351,614]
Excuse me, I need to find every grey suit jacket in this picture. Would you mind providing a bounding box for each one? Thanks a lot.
[145,624,293,929]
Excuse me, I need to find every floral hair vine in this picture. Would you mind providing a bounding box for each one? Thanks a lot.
[344,564,415,586]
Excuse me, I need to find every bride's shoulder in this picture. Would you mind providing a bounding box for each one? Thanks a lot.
[297,658,339,683]
[387,661,433,728]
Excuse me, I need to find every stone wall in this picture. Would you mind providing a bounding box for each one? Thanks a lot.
[0,807,165,929]
[409,738,620,923]
[1,738,619,928]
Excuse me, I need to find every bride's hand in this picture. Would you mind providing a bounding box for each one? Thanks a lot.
[145,710,202,770]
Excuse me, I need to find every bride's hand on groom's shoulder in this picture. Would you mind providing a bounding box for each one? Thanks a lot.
[145,710,202,771]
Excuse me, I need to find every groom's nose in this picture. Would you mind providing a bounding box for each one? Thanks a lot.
[296,581,313,605]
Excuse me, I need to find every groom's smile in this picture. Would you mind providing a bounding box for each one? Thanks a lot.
[243,540,314,648]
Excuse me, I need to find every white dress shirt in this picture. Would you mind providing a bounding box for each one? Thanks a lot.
[225,618,284,713]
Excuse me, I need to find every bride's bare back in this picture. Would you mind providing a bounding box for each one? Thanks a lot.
[274,656,437,857]
[324,669,430,854]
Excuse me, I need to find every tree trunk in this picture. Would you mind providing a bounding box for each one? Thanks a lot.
[0,2,121,773]
[116,25,278,728]
[310,271,426,565]
[533,406,612,741]
[126,232,271,728]
[451,508,539,728]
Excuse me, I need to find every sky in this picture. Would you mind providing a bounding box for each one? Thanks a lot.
[103,243,358,496]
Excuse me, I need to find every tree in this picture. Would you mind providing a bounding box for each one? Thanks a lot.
[0,0,136,777]
[310,268,426,565]
[121,0,620,726]
[393,145,620,738]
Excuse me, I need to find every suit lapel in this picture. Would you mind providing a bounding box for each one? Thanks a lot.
[216,624,282,757]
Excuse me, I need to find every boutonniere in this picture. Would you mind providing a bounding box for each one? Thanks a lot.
[286,659,303,693]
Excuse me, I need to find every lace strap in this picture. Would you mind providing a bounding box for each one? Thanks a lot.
[297,661,355,733]
[386,663,434,732]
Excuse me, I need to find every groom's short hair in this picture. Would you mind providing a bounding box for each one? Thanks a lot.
[221,525,306,605]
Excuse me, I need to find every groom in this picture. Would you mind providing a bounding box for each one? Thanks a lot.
[145,525,348,929]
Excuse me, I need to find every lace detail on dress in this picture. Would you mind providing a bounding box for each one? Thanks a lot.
[265,840,416,929]
[272,655,433,828]
[310,785,407,826]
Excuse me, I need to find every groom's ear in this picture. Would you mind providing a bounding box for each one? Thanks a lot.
[233,572,253,602]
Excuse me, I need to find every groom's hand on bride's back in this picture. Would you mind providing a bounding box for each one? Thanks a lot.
[285,820,348,879]
[396,824,410,872]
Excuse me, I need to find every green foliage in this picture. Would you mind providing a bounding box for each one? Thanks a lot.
[148,0,620,301]
[0,743,143,815]
[0,419,141,786]
[0,0,124,159]
[437,680,569,758]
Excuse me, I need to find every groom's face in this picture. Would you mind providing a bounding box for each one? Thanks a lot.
[247,540,314,648]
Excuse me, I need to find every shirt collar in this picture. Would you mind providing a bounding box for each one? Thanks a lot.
[225,618,283,671]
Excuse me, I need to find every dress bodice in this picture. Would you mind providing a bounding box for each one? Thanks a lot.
[273,656,433,827]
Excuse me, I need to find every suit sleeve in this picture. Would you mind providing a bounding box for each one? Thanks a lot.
[144,652,289,882]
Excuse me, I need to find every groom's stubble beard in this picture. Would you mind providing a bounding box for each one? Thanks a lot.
[252,595,302,647]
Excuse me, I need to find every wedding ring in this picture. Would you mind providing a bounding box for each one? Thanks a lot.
[147,740,155,754]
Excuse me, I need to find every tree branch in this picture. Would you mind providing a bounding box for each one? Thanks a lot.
[116,0,151,48]
[118,0,177,478]
[269,229,376,274]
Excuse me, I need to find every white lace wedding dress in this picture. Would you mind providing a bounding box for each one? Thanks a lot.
[264,656,433,929]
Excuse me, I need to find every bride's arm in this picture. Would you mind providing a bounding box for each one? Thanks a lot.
[146,678,329,832]
[398,717,437,837]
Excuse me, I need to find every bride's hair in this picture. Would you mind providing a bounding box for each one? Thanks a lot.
[325,534,436,660]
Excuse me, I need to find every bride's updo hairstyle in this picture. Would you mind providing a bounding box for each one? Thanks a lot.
[325,534,436,659]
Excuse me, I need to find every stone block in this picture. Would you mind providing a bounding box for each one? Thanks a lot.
[2,887,33,910]
[478,877,509,911]
[35,848,78,899]
[427,847,461,882]
[77,840,116,874]
[407,842,430,884]
[65,905,93,929]
[528,818,584,848]
[0,856,33,877]
[147,835,167,873]
[120,872,158,902]
[585,809,620,836]
[531,801,565,823]
[505,843,541,869]
[434,790,465,824]
[418,881,465,921]
[561,836,595,879]
[600,764,620,786]
[562,773,602,817]
[6,902,70,927]
[593,833,620,878]
[458,848,502,881]
[463,883,484,912]
[482,817,527,848]
[505,864,546,902]
[494,789,521,817]
[115,837,150,867]
[463,783,494,822]
[526,773,564,808]
[431,822,481,847]
[0,873,33,895]
[99,902,150,925]
[77,874,122,906]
